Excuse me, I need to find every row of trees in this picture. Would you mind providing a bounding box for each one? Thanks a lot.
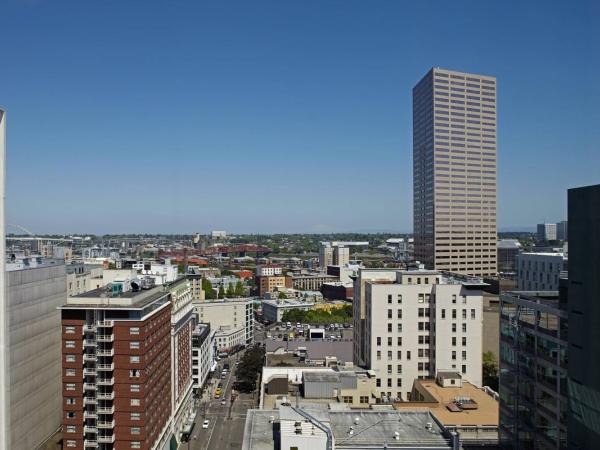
[235,344,265,391]
[281,304,353,324]
[201,278,245,299]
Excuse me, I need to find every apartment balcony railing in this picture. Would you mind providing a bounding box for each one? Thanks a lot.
[96,363,114,371]
[97,334,114,342]
[83,353,97,362]
[97,321,114,327]
[97,348,114,357]
[97,435,115,444]
[97,392,115,400]
[83,440,98,449]
[83,411,98,420]
[83,324,96,333]
[97,377,114,386]
[83,425,98,434]
[83,397,97,405]
[97,405,115,414]
[83,383,97,391]
[97,420,115,429]
[83,368,97,376]
[83,339,96,347]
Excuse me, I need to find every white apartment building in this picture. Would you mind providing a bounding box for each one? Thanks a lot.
[516,252,567,291]
[357,269,484,402]
[193,297,254,346]
[66,263,103,296]
[256,264,283,277]
[214,326,246,352]
[192,324,216,391]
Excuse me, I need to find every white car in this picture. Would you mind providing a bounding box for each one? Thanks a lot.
[202,419,210,429]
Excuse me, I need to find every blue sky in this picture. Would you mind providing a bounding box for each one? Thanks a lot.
[1,0,598,234]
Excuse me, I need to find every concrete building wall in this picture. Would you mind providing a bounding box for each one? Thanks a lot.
[516,252,566,291]
[413,68,497,277]
[6,262,66,450]
[193,298,254,345]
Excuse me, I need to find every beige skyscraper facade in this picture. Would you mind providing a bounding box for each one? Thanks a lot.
[413,68,497,277]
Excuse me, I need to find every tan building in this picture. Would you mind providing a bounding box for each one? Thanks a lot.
[257,275,292,297]
[413,67,497,277]
[395,373,499,447]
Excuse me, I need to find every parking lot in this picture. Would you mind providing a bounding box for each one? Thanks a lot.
[265,321,352,342]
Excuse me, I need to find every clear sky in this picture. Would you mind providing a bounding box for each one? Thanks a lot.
[1,0,598,234]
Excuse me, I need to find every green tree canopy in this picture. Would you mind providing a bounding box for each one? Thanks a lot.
[482,351,499,391]
[202,278,216,299]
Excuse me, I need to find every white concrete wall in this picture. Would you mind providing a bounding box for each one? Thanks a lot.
[516,253,566,291]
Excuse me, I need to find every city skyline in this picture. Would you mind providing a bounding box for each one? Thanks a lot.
[1,1,598,233]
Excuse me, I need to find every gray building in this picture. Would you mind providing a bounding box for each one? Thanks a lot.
[537,223,557,242]
[497,239,522,275]
[556,221,568,242]
[499,291,568,449]
[2,257,67,450]
[516,252,567,291]
[413,68,497,277]
[567,184,600,449]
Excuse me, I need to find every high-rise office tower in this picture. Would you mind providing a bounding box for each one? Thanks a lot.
[0,108,8,450]
[536,223,557,242]
[567,184,600,449]
[413,68,497,277]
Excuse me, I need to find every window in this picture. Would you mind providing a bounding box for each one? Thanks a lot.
[131,427,141,435]
[66,441,77,448]
[342,396,353,404]
[462,323,467,333]
[376,378,381,387]
[462,296,467,304]
[130,356,140,363]
[452,295,457,304]
[462,365,467,374]
[130,341,140,349]
[387,379,392,387]
[130,327,140,335]
[462,309,467,319]
[360,396,369,404]
[130,384,140,392]
[397,351,402,360]
[397,378,402,387]
[406,351,411,360]
[130,369,140,378]
[387,337,392,346]
[462,351,467,360]
[65,368,76,376]
[387,309,392,319]
[387,294,392,304]
[66,383,75,391]
[462,337,467,346]
[441,309,446,319]
[131,443,141,449]
[65,341,75,349]
[452,351,456,360]
[387,364,392,374]
[66,398,76,405]
[66,411,76,419]
[66,355,76,363]
[452,323,457,332]
[131,398,141,406]
[377,351,381,360]
[65,326,76,334]
[387,323,392,332]
[471,309,476,319]
[397,294,402,304]
[397,309,402,319]
[452,337,456,346]
[377,337,381,346]
[397,337,402,346]
[387,351,392,360]
[452,309,457,319]
[66,425,76,433]
[397,323,403,333]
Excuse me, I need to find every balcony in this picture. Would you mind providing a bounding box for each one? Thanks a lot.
[83,324,96,333]
[97,363,114,371]
[84,440,98,448]
[83,339,96,347]
[97,420,115,429]
[97,392,115,400]
[83,411,98,420]
[97,320,114,327]
[83,368,97,376]
[83,383,97,391]
[83,397,97,405]
[97,377,114,386]
[97,348,114,357]
[97,334,114,343]
[97,405,115,414]
[97,435,115,444]
[83,353,97,362]
[83,425,98,434]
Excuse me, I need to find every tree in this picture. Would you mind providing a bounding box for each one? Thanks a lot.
[278,291,288,299]
[234,281,245,296]
[226,283,235,297]
[236,345,265,390]
[482,351,499,391]
[202,278,216,300]
[218,286,225,299]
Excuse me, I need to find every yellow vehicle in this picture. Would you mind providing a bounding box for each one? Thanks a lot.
[214,388,222,398]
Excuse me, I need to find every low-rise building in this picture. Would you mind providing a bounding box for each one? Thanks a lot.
[193,297,254,347]
[214,325,246,353]
[292,272,337,291]
[262,298,316,322]
[257,275,292,297]
[256,264,282,277]
[192,324,216,392]
[395,373,499,448]
[322,281,353,300]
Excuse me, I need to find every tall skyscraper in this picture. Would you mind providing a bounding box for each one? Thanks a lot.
[0,108,8,450]
[567,184,600,449]
[536,223,557,242]
[413,68,497,277]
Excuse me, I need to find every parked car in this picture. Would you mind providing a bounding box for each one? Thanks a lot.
[202,420,210,429]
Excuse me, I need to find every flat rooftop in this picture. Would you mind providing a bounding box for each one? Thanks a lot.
[62,284,169,309]
[263,298,315,307]
[395,380,499,427]
[243,407,454,450]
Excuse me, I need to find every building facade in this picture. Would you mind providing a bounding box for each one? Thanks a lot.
[0,108,6,450]
[257,275,291,297]
[567,184,600,449]
[537,223,557,242]
[67,263,104,296]
[3,258,66,450]
[357,269,484,402]
[499,291,568,449]
[256,265,282,277]
[292,273,337,291]
[193,298,254,347]
[516,252,567,291]
[192,324,216,392]
[497,239,522,275]
[413,67,497,277]
[555,221,568,242]
[60,285,174,450]
[262,298,316,322]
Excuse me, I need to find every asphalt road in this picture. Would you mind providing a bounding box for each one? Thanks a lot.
[186,328,263,450]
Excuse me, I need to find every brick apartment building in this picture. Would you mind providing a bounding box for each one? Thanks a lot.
[60,279,193,450]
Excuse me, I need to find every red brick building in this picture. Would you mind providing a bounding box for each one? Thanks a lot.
[61,285,176,450]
